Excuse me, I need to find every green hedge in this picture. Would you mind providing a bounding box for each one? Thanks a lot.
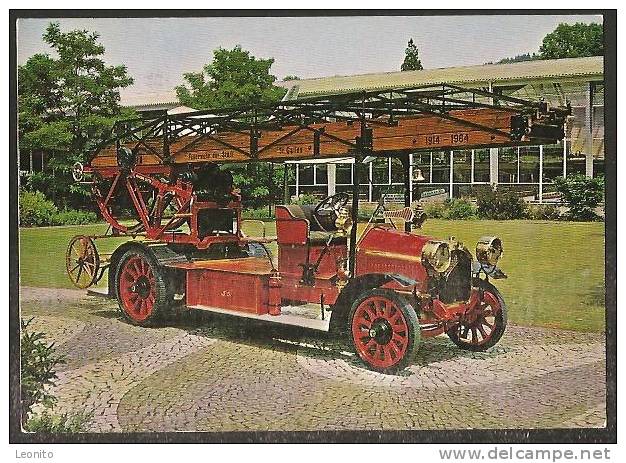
[19,190,98,227]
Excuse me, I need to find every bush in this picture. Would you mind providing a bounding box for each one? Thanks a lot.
[292,193,319,205]
[553,174,604,221]
[476,189,526,220]
[19,191,58,226]
[423,199,477,220]
[20,318,65,426]
[423,202,446,219]
[24,410,92,433]
[441,198,477,220]
[51,209,98,226]
[526,204,562,221]
[19,190,99,227]
[242,207,275,220]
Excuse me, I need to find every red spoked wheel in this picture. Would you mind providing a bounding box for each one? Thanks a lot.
[115,248,173,325]
[349,288,420,373]
[447,280,507,352]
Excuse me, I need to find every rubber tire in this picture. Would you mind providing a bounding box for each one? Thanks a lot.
[113,247,174,326]
[447,280,507,352]
[348,288,421,374]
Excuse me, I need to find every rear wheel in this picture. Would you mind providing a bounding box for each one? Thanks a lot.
[349,288,420,373]
[447,280,507,351]
[114,248,173,326]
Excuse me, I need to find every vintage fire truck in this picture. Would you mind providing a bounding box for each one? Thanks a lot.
[66,85,568,372]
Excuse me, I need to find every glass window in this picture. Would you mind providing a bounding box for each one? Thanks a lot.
[498,147,518,183]
[299,164,314,185]
[336,164,352,185]
[315,164,327,185]
[473,149,490,183]
[391,158,405,184]
[519,146,539,183]
[431,151,449,184]
[542,144,564,182]
[453,150,471,183]
[371,158,389,184]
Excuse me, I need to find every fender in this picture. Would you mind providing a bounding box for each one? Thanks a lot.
[107,242,188,296]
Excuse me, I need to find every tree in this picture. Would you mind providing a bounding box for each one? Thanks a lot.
[401,39,423,71]
[282,75,300,81]
[492,53,540,64]
[18,22,134,207]
[539,22,603,59]
[553,174,604,221]
[176,46,287,209]
[176,45,285,109]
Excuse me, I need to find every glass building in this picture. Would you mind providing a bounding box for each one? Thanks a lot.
[279,56,604,203]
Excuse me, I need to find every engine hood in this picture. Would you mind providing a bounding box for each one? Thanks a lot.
[355,225,433,287]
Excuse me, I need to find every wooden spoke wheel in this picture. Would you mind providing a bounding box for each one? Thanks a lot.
[349,288,420,373]
[66,235,100,289]
[115,248,173,326]
[447,280,508,352]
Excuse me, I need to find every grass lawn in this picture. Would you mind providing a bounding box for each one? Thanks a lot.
[19,219,605,332]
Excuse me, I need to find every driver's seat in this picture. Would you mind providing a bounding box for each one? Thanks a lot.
[275,205,347,246]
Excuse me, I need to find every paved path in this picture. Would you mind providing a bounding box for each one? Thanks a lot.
[21,286,606,432]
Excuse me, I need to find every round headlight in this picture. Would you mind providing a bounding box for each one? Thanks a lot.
[334,207,353,234]
[476,236,503,266]
[422,240,451,273]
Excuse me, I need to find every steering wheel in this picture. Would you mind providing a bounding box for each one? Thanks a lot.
[313,192,350,232]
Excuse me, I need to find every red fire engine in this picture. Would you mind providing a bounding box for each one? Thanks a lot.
[66,85,569,372]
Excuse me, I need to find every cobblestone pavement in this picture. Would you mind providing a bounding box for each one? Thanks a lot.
[21,286,606,432]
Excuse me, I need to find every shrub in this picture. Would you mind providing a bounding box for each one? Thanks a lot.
[441,198,477,220]
[242,207,275,220]
[51,209,98,226]
[20,318,65,426]
[19,191,58,227]
[423,202,446,219]
[19,190,99,227]
[292,193,319,205]
[553,174,604,221]
[526,204,562,221]
[476,189,526,220]
[422,199,476,220]
[24,410,92,433]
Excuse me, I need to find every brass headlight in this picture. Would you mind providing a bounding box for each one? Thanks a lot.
[476,236,503,266]
[422,240,451,273]
[334,207,353,234]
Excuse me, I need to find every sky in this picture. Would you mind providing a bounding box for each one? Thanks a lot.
[17,14,602,105]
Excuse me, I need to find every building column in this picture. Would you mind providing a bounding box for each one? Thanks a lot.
[368,162,373,202]
[409,153,414,204]
[429,152,433,183]
[327,163,336,196]
[517,147,521,183]
[585,81,595,178]
[449,150,454,199]
[295,164,300,197]
[470,149,475,184]
[489,148,499,186]
[563,125,567,178]
[539,145,544,203]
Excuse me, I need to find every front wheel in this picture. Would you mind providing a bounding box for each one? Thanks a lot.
[349,288,421,373]
[447,280,507,351]
[114,248,174,326]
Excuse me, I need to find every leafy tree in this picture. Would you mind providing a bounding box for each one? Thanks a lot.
[401,39,423,71]
[282,75,300,81]
[553,174,604,221]
[18,22,134,208]
[176,45,286,109]
[493,53,540,64]
[176,46,288,208]
[539,22,603,59]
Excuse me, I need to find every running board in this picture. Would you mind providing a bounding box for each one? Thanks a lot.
[187,304,330,332]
